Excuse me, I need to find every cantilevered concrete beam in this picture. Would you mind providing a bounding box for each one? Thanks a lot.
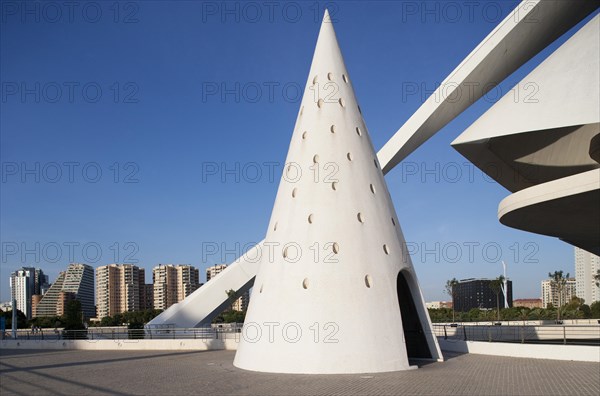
[377,0,598,174]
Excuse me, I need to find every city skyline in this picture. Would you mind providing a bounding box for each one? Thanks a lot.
[4,253,593,306]
[2,2,597,303]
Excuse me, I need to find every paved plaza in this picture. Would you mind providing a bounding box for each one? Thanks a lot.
[0,349,599,395]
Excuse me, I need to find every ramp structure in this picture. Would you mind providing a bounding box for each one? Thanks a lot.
[147,1,598,339]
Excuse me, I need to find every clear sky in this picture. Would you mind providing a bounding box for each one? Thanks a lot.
[1,1,596,303]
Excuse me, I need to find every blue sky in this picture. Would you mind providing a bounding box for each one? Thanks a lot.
[1,1,595,303]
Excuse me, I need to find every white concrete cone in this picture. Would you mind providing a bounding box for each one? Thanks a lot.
[234,10,442,374]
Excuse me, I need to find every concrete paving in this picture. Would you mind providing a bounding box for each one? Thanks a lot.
[1,349,599,395]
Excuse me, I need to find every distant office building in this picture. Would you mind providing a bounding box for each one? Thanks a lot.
[33,269,50,295]
[513,298,543,308]
[541,278,577,308]
[206,264,249,311]
[153,264,200,310]
[96,264,147,319]
[453,278,513,312]
[34,264,95,319]
[9,267,48,319]
[575,247,600,304]
[425,301,453,309]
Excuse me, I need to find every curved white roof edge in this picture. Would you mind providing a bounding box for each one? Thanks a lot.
[453,14,600,146]
[498,169,600,221]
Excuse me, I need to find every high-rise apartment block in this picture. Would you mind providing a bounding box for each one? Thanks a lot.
[206,264,249,311]
[206,264,227,282]
[9,267,49,319]
[541,277,577,308]
[153,264,200,310]
[96,264,149,319]
[34,263,95,319]
[575,247,600,304]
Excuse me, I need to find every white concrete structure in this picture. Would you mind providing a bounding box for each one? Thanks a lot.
[575,247,600,304]
[378,0,599,173]
[233,11,441,374]
[438,339,600,363]
[453,14,600,254]
[148,1,599,348]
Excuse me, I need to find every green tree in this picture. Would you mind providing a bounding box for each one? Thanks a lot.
[590,301,600,319]
[489,275,505,322]
[0,309,27,330]
[548,270,569,322]
[517,308,530,325]
[225,289,237,312]
[62,300,86,339]
[29,315,62,329]
[594,269,600,288]
[445,278,459,322]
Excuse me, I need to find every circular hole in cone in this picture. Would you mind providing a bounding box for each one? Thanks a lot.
[260,284,263,293]
[331,181,338,191]
[358,105,362,114]
[357,212,364,223]
[274,222,278,231]
[383,244,390,255]
[356,127,362,136]
[327,72,333,81]
[317,99,324,108]
[292,188,297,198]
[332,242,339,254]
[302,131,307,140]
[308,214,314,224]
[342,74,348,83]
[338,98,345,107]
[312,75,318,84]
[392,218,396,226]
[370,184,376,194]
[330,125,336,133]
[365,275,372,288]
[374,159,378,168]
[313,154,320,163]
[347,152,353,161]
[300,106,304,116]
[302,278,309,289]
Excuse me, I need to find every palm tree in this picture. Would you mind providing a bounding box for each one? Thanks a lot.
[225,289,238,312]
[548,270,569,322]
[489,276,505,322]
[445,278,459,323]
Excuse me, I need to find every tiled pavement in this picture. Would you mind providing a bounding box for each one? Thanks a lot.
[1,349,598,395]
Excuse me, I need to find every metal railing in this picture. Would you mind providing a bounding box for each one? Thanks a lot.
[2,324,243,341]
[6,323,597,345]
[433,323,600,346]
